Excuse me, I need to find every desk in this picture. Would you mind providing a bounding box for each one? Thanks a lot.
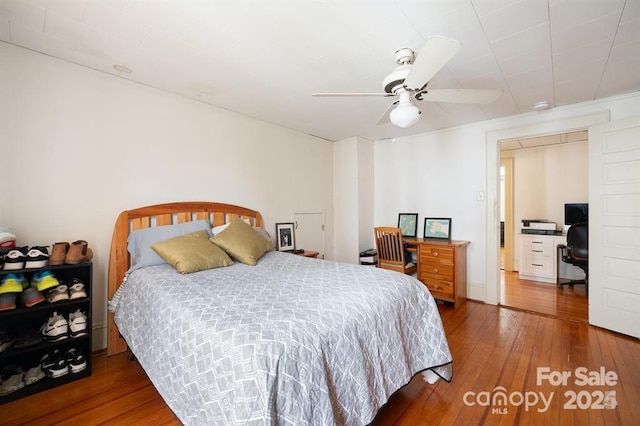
[405,238,470,307]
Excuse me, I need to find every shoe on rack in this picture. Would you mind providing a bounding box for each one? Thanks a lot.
[30,270,60,292]
[21,286,45,307]
[22,361,46,385]
[40,311,68,342]
[45,285,69,303]
[3,246,28,270]
[0,365,24,396]
[65,348,87,373]
[69,309,88,338]
[65,240,93,264]
[69,278,87,299]
[24,246,49,268]
[13,327,41,349]
[0,328,16,353]
[0,227,16,250]
[41,350,69,378]
[49,242,69,266]
[0,273,26,294]
[0,293,17,311]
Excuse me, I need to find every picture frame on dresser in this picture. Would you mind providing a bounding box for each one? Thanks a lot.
[424,217,452,239]
[275,222,296,251]
[397,213,419,237]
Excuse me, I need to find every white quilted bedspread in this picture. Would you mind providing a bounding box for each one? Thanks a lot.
[114,251,452,425]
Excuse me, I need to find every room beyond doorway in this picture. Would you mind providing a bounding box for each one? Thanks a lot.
[499,130,588,322]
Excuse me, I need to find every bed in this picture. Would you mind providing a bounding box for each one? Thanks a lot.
[107,202,453,425]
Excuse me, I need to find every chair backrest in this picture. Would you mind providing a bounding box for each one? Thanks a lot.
[374,227,415,274]
[567,222,588,260]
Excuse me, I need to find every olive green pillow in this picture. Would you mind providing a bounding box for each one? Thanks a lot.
[151,230,233,274]
[210,218,274,265]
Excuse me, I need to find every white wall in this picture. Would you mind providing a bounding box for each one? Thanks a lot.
[333,136,374,264]
[0,43,334,350]
[373,91,640,302]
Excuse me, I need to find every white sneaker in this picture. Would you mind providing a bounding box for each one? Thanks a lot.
[65,348,87,373]
[68,309,87,338]
[22,362,45,385]
[45,285,69,303]
[69,280,87,300]
[40,312,68,342]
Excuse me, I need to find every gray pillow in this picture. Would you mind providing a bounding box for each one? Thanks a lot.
[127,220,212,272]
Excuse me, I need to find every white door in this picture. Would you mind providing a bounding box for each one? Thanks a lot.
[293,212,325,258]
[589,116,640,338]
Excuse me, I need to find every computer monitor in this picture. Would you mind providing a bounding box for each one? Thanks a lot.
[564,203,588,225]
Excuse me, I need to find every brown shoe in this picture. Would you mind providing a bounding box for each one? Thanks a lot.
[65,240,93,264]
[49,242,69,266]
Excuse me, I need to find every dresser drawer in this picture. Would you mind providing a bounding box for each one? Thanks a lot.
[520,255,555,277]
[413,240,468,307]
[420,262,454,282]
[521,243,554,257]
[520,235,554,249]
[423,280,454,300]
[419,246,454,265]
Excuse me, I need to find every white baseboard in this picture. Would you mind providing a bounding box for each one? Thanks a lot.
[91,322,107,352]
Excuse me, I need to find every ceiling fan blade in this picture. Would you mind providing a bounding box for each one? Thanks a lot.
[417,89,503,104]
[376,100,399,125]
[403,36,462,91]
[312,92,395,97]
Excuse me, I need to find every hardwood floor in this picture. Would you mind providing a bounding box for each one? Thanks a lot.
[501,270,588,322]
[3,302,638,425]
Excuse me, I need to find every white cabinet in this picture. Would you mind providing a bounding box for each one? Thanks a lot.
[519,234,557,283]
[518,234,584,284]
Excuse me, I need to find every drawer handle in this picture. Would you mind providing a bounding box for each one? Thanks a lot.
[433,251,439,257]
[532,263,544,267]
[433,268,439,273]
[532,250,543,253]
[532,241,543,244]
[431,284,440,290]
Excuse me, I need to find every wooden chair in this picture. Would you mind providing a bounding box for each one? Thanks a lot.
[374,227,417,275]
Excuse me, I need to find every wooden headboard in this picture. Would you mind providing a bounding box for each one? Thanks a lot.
[107,201,264,356]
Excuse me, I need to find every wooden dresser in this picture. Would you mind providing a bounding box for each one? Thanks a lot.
[408,239,469,307]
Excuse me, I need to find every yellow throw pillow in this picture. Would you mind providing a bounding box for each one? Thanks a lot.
[211,218,274,265]
[151,230,233,274]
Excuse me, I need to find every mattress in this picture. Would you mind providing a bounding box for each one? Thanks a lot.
[113,250,452,425]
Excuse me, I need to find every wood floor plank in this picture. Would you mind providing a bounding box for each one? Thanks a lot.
[2,301,637,425]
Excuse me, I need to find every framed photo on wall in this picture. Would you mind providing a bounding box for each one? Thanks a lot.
[424,218,452,239]
[275,222,296,251]
[397,213,419,237]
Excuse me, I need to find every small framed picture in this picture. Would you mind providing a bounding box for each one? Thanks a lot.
[275,222,296,251]
[424,218,452,239]
[398,213,419,237]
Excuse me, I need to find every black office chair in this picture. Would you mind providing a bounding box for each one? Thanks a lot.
[560,222,588,295]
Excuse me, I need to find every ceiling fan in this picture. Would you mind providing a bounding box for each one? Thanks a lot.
[312,36,502,128]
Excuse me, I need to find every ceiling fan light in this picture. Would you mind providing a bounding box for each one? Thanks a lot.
[390,103,420,128]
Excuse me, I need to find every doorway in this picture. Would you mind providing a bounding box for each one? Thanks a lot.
[292,211,325,258]
[498,131,589,321]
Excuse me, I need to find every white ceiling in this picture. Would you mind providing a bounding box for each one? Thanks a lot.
[1,0,639,142]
